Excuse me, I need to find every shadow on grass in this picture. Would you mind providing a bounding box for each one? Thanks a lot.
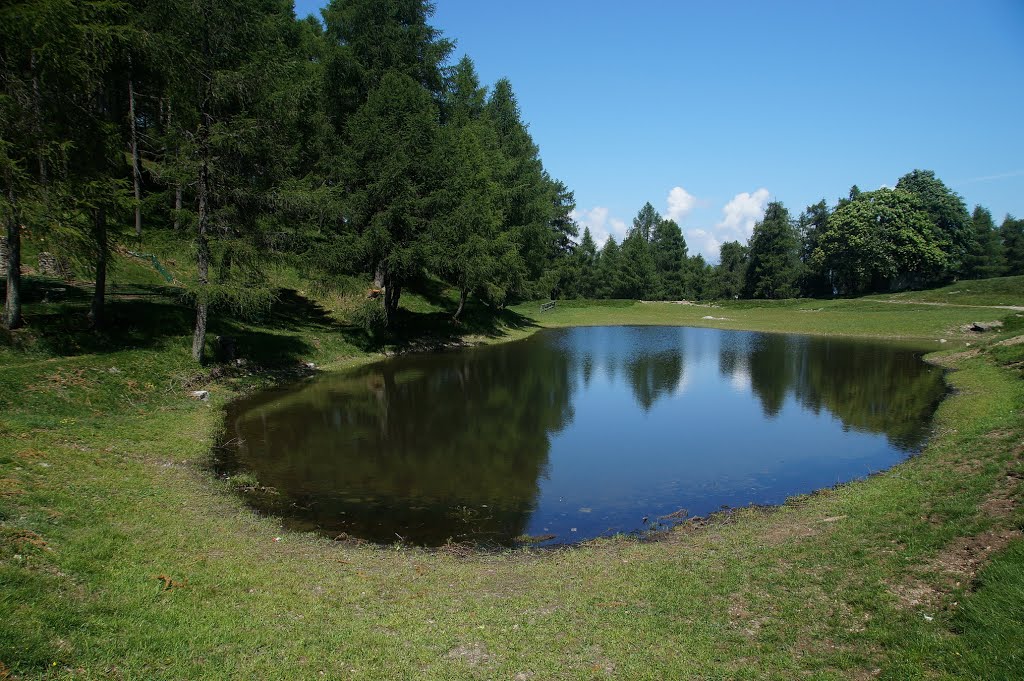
[2,277,535,367]
[379,297,537,354]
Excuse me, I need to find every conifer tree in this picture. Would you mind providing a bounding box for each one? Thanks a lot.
[745,201,799,299]
[486,79,550,295]
[346,71,444,325]
[574,227,599,299]
[962,206,1005,279]
[1001,216,1024,276]
[596,237,624,298]
[650,218,687,299]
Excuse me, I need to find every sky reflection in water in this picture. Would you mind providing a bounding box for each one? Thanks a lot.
[219,326,945,545]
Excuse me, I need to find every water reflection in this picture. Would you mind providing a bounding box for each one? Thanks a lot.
[218,326,945,545]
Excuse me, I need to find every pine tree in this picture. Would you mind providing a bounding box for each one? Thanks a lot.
[632,202,660,243]
[346,71,444,325]
[650,218,687,299]
[157,0,296,360]
[596,237,624,298]
[962,206,1006,279]
[745,201,799,299]
[574,227,599,298]
[485,79,550,296]
[430,57,508,318]
[1001,216,1024,276]
[796,199,831,297]
[619,229,656,299]
[714,241,748,299]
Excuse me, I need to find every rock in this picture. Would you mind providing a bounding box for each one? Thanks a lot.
[37,252,71,279]
[189,390,210,401]
[304,361,317,369]
[215,335,237,363]
[965,321,1003,333]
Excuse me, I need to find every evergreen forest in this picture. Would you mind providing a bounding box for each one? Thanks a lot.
[2,0,1019,362]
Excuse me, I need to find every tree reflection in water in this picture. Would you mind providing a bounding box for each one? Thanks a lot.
[219,326,945,545]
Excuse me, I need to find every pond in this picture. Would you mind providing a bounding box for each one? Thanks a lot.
[216,326,946,546]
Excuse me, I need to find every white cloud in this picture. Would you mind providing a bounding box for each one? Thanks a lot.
[571,206,628,247]
[683,188,769,263]
[665,186,696,223]
[685,228,722,262]
[717,188,770,241]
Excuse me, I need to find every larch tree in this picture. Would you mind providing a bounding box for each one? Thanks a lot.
[486,78,550,297]
[1001,215,1024,276]
[345,71,444,326]
[650,217,687,300]
[574,226,599,299]
[157,0,296,361]
[962,206,1005,279]
[744,201,799,299]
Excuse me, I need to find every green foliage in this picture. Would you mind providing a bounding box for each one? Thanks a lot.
[744,201,799,299]
[650,218,688,299]
[1001,215,1024,276]
[345,71,444,320]
[619,229,656,299]
[572,227,599,298]
[896,169,972,279]
[596,236,624,298]
[631,201,660,242]
[963,206,1006,279]
[796,199,831,296]
[714,241,748,299]
[812,188,947,295]
[350,296,388,335]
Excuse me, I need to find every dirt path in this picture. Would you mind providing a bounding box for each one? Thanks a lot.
[874,299,1024,312]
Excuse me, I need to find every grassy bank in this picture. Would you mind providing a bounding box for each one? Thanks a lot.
[2,277,1023,679]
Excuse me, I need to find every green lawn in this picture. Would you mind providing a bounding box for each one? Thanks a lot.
[2,278,1022,679]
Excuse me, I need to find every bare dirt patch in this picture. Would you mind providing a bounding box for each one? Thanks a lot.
[937,348,981,364]
[446,642,492,667]
[996,334,1024,347]
[890,463,1021,611]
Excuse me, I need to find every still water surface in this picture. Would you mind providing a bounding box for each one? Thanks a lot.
[218,326,946,545]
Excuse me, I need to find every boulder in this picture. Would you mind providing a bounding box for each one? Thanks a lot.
[215,335,237,363]
[965,321,1003,333]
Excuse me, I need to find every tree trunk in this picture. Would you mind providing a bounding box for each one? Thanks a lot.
[453,286,467,321]
[167,99,183,231]
[3,186,22,330]
[192,132,211,362]
[30,51,47,187]
[88,207,107,328]
[174,186,182,230]
[373,263,385,290]
[128,74,142,241]
[381,274,401,328]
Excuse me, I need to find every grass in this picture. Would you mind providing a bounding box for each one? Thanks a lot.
[1,270,1023,679]
[865,275,1024,308]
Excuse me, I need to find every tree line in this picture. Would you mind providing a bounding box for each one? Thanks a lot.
[566,170,1021,302]
[1,0,579,360]
[3,2,1019,362]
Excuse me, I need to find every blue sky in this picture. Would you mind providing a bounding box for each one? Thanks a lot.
[294,0,1024,261]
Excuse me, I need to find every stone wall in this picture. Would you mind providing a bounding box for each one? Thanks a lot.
[38,251,71,279]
